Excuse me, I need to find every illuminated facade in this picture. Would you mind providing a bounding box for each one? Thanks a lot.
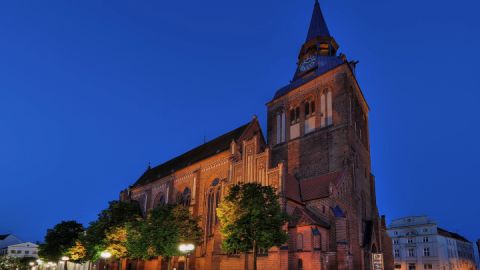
[388,216,477,270]
[120,1,393,269]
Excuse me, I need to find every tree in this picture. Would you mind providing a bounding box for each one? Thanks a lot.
[105,226,128,259]
[217,183,288,270]
[126,205,202,270]
[83,200,142,261]
[39,220,85,262]
[67,240,87,262]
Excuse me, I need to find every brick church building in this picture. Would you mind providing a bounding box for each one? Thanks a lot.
[120,1,393,269]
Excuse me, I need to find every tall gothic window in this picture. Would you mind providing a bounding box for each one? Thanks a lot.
[313,229,321,250]
[153,193,165,208]
[206,179,221,237]
[296,233,304,251]
[183,188,191,207]
[276,110,286,144]
[320,90,333,127]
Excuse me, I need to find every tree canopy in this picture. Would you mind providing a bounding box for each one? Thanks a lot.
[82,200,142,261]
[127,204,202,268]
[38,220,85,262]
[217,183,288,270]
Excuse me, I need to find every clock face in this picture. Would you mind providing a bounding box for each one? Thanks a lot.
[299,55,317,72]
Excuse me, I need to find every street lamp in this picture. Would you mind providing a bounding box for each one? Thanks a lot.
[61,256,69,270]
[29,262,35,270]
[100,251,112,270]
[178,244,195,270]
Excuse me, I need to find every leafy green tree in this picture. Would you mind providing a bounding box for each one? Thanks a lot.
[82,200,142,261]
[126,205,202,270]
[217,183,288,270]
[38,220,85,262]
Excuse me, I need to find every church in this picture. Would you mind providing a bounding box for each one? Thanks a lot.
[120,1,393,269]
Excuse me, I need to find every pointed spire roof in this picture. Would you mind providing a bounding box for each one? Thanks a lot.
[305,0,331,42]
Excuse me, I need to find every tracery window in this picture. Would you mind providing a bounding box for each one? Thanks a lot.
[313,229,321,250]
[296,233,304,251]
[206,179,221,237]
[320,90,333,127]
[276,110,286,144]
[153,193,166,208]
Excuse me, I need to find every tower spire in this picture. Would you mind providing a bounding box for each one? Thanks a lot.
[306,0,331,42]
[292,0,341,81]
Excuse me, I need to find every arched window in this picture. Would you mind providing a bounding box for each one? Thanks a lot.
[305,100,315,118]
[298,259,303,270]
[153,193,166,208]
[290,107,300,125]
[206,179,221,237]
[320,90,333,127]
[312,228,321,250]
[182,188,191,207]
[276,110,286,144]
[296,233,304,251]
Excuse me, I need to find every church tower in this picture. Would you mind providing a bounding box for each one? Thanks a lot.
[267,1,392,269]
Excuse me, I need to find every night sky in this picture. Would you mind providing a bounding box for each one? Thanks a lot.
[1,0,479,245]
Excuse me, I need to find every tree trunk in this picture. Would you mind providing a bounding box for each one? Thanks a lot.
[252,240,257,270]
[167,257,172,270]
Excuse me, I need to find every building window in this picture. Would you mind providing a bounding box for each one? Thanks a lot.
[423,237,429,243]
[296,233,304,251]
[276,111,286,144]
[305,100,315,118]
[206,180,221,237]
[320,90,333,127]
[153,193,166,208]
[408,238,414,244]
[408,264,416,270]
[394,239,399,244]
[395,264,401,269]
[423,248,430,257]
[313,234,321,250]
[297,259,303,270]
[395,249,400,257]
[424,264,432,269]
[408,248,415,257]
[25,251,29,254]
[394,231,398,236]
[290,107,300,125]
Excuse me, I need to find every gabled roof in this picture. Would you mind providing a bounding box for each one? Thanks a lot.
[438,228,471,243]
[289,206,330,228]
[8,242,38,248]
[285,171,344,203]
[300,171,344,201]
[306,0,331,42]
[133,119,257,187]
[0,234,10,240]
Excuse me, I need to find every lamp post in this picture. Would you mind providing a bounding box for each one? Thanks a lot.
[178,244,195,270]
[100,251,112,270]
[61,256,69,270]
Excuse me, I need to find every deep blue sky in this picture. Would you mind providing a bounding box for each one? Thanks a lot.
[1,0,479,244]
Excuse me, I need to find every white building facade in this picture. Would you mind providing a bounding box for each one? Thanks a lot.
[6,242,39,259]
[0,234,23,256]
[388,216,477,270]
